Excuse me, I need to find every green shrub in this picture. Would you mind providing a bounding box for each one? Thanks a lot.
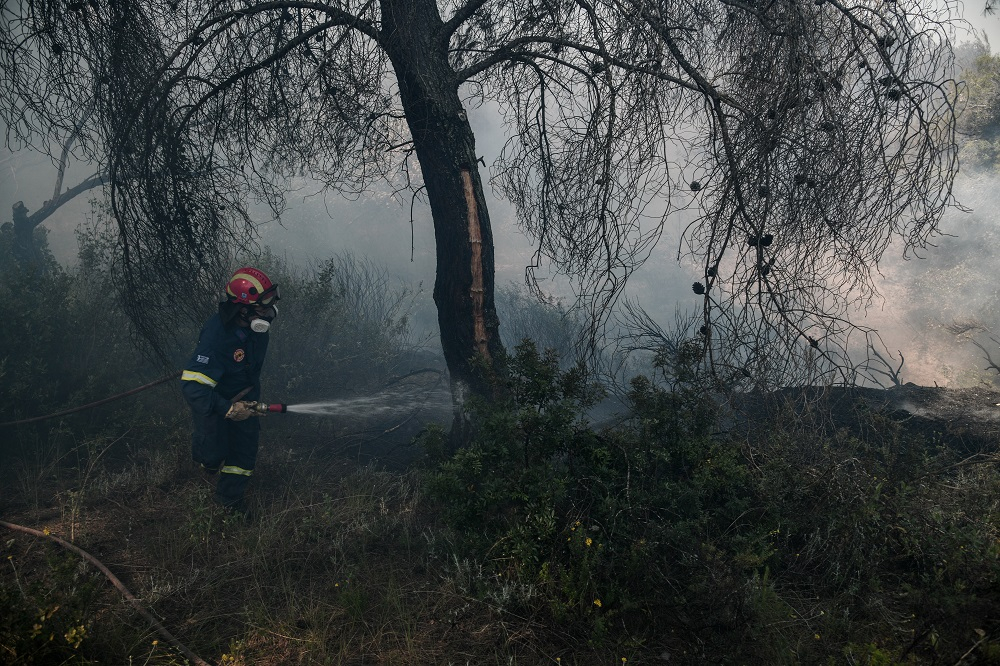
[749,402,1000,663]
[0,225,77,418]
[424,340,1000,661]
[424,339,769,646]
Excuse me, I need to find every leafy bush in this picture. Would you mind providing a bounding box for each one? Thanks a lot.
[0,224,81,418]
[424,342,1000,662]
[424,339,769,647]
[0,213,188,427]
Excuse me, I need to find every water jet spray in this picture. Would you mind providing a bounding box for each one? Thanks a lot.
[246,390,453,418]
[0,369,449,428]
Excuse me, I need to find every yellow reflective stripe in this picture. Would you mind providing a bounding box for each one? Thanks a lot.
[230,271,264,295]
[181,370,217,387]
[220,465,253,477]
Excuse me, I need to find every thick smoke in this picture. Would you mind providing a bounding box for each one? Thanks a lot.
[865,173,1000,387]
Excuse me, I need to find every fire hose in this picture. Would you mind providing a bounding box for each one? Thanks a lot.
[0,519,213,666]
[0,372,218,659]
[0,371,247,664]
[0,365,444,428]
[0,371,289,428]
[0,368,441,661]
[0,370,183,428]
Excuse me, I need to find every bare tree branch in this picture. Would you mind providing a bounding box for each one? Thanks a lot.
[28,172,106,229]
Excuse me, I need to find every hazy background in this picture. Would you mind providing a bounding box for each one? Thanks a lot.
[3,5,1000,387]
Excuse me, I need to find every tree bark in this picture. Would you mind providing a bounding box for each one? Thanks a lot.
[381,0,504,417]
[10,201,42,270]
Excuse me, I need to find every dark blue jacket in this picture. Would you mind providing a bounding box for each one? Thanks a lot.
[181,313,269,416]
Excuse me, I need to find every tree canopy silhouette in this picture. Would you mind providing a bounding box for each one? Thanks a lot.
[1,0,961,395]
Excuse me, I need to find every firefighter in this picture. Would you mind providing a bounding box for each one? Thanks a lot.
[181,266,279,515]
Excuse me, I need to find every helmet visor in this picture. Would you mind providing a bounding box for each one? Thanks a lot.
[257,284,280,306]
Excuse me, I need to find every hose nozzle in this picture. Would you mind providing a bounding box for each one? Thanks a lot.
[253,402,287,414]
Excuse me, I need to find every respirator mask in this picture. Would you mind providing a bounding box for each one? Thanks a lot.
[248,305,277,333]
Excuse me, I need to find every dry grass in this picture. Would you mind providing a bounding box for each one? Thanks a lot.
[0,429,588,666]
[6,390,1000,665]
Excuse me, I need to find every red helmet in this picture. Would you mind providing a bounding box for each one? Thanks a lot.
[226,266,279,306]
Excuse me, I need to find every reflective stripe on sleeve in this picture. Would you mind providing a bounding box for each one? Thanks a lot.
[220,465,253,477]
[181,370,218,387]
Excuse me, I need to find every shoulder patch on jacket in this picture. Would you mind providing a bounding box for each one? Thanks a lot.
[196,355,210,364]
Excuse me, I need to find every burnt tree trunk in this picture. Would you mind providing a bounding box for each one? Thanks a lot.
[6,174,103,273]
[10,201,43,271]
[382,0,504,423]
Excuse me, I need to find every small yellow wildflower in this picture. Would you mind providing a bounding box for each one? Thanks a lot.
[593,599,602,608]
[585,537,593,547]
[152,640,159,646]
[814,634,821,640]
[64,623,86,648]
[43,528,51,536]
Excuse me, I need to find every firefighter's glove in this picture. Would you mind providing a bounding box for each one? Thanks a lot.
[226,400,258,421]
